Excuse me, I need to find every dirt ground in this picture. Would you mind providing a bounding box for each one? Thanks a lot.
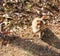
[0,23,60,56]
[0,0,60,56]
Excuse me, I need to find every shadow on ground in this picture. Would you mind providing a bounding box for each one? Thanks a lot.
[41,28,60,49]
[0,28,60,56]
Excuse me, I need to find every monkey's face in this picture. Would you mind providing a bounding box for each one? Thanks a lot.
[36,20,42,29]
[32,17,46,33]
